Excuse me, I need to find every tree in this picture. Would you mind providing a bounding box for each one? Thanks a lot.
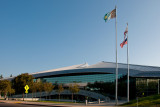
[43,82,55,99]
[0,75,3,79]
[56,84,64,102]
[0,89,1,98]
[0,81,2,98]
[69,83,80,102]
[10,74,13,77]
[0,80,12,99]
[30,82,38,100]
[12,73,34,101]
[37,81,44,101]
[8,88,15,97]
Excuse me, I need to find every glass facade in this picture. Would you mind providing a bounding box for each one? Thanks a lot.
[37,74,123,84]
[136,78,159,86]
[136,78,159,96]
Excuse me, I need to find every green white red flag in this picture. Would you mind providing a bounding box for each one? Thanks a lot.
[104,9,116,22]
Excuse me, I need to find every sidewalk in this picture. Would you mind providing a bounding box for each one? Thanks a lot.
[0,100,127,107]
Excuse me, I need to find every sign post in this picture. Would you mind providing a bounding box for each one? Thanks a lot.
[24,85,29,100]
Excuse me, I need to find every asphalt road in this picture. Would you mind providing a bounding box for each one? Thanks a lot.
[0,102,65,107]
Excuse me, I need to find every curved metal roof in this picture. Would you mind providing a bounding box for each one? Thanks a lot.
[88,61,160,71]
[2,61,160,80]
[31,61,160,78]
[31,63,89,75]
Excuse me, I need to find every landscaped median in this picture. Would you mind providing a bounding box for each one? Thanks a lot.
[0,100,73,107]
[121,95,160,106]
[36,100,74,103]
[0,99,117,107]
[0,99,75,104]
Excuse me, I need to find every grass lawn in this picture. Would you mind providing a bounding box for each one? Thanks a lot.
[121,95,160,106]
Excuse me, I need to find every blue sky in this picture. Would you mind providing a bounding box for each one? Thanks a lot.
[0,0,160,77]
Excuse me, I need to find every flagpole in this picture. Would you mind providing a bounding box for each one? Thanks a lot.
[115,5,118,105]
[127,23,129,102]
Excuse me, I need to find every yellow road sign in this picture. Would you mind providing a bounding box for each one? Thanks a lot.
[24,85,29,91]
[25,90,28,94]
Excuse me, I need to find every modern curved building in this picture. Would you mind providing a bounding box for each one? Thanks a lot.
[31,61,160,99]
[4,61,160,100]
[28,61,160,84]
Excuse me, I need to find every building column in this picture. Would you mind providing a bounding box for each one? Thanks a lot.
[158,79,159,95]
[147,79,148,96]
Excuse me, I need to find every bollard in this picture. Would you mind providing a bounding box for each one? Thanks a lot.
[85,100,88,106]
[98,99,100,104]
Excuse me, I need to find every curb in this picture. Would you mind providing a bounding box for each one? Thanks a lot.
[18,103,69,107]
